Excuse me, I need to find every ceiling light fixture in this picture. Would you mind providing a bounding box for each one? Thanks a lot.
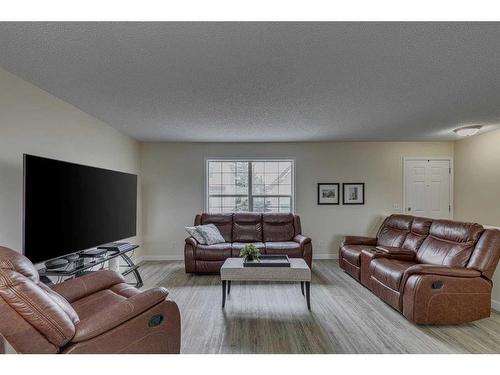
[453,125,482,137]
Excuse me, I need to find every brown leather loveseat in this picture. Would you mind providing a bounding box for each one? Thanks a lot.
[185,212,312,273]
[0,246,181,354]
[339,215,500,324]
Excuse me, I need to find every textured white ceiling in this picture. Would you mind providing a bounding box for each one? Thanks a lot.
[1,22,500,142]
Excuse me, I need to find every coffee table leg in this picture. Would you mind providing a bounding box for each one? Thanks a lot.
[305,282,311,310]
[300,281,304,296]
[228,280,231,295]
[222,280,227,308]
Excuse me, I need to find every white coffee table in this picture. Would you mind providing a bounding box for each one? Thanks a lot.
[220,257,312,310]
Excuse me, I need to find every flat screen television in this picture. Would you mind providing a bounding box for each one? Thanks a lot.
[23,154,137,264]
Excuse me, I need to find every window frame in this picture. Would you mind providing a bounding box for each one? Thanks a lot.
[204,157,296,213]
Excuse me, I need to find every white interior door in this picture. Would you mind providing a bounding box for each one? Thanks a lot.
[404,159,451,219]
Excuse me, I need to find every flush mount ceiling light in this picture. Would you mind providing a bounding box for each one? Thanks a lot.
[453,125,482,137]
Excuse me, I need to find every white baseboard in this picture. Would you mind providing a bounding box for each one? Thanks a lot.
[492,299,500,312]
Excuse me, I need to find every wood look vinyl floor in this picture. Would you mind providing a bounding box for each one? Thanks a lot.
[132,260,500,354]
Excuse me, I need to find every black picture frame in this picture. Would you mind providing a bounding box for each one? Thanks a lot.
[342,183,365,205]
[317,183,340,205]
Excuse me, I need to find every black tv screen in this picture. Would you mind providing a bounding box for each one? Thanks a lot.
[23,154,137,264]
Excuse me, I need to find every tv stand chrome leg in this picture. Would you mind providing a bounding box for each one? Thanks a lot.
[120,252,143,288]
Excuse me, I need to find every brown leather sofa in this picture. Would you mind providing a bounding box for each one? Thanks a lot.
[0,246,181,354]
[185,212,312,273]
[339,215,500,324]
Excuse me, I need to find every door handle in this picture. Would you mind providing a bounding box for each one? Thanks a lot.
[407,207,411,211]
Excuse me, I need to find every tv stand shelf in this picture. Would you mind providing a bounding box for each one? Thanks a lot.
[38,244,143,288]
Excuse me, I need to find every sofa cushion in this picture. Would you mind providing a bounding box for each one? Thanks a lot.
[72,288,127,320]
[0,245,40,283]
[340,244,375,266]
[370,258,417,291]
[265,241,302,257]
[196,224,226,245]
[195,243,232,261]
[233,213,263,242]
[262,213,295,242]
[185,226,207,244]
[416,220,484,267]
[201,213,233,242]
[402,217,433,252]
[376,215,413,247]
[231,242,266,251]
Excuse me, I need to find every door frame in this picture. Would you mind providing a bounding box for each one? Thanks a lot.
[402,157,454,219]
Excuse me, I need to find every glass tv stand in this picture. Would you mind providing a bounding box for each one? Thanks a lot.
[38,244,143,288]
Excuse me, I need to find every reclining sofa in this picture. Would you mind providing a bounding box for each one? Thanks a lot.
[185,212,312,273]
[0,246,181,354]
[339,214,500,324]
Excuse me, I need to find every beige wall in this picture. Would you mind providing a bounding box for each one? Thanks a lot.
[455,129,500,308]
[455,129,500,226]
[0,68,143,260]
[140,141,453,259]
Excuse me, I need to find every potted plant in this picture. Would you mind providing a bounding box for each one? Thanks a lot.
[239,243,261,262]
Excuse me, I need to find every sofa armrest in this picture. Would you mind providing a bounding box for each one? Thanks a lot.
[185,237,198,247]
[376,246,414,255]
[341,236,377,246]
[404,264,481,279]
[50,270,125,303]
[184,238,197,273]
[400,264,481,295]
[402,269,491,324]
[72,287,169,343]
[295,235,313,269]
[294,234,311,246]
[372,246,416,261]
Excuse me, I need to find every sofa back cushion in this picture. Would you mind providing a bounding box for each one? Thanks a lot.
[293,215,302,236]
[233,213,263,242]
[402,217,433,252]
[200,213,233,242]
[467,228,500,280]
[262,213,295,242]
[0,245,40,283]
[0,246,78,348]
[377,215,413,247]
[416,220,484,267]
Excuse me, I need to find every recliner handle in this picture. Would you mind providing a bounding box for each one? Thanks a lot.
[148,314,164,327]
[432,281,443,289]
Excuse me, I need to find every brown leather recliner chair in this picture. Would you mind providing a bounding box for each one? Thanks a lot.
[340,215,500,324]
[185,212,312,274]
[0,246,181,353]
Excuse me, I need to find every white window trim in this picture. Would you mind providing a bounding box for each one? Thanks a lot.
[204,157,296,213]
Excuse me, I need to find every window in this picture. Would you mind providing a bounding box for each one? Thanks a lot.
[206,159,294,213]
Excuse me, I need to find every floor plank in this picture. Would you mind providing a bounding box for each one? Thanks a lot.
[129,260,500,354]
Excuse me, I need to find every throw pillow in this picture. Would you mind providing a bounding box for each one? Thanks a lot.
[185,226,207,244]
[197,224,226,245]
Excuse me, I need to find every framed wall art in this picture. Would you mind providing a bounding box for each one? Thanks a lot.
[342,183,365,205]
[317,183,340,205]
